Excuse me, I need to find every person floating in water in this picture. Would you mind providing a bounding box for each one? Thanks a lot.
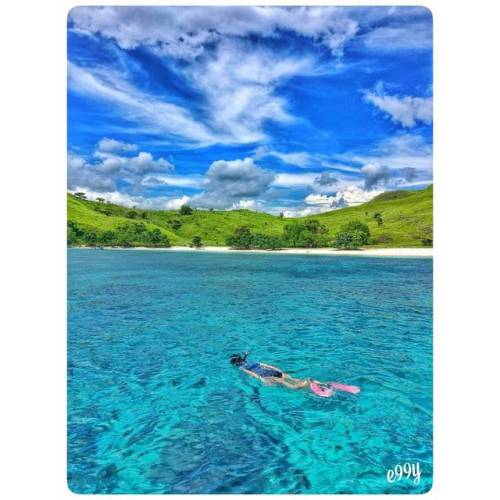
[230,352,316,390]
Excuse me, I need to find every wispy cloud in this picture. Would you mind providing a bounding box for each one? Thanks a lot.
[364,83,433,128]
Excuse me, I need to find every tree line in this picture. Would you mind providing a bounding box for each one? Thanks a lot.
[67,220,170,248]
[226,220,371,250]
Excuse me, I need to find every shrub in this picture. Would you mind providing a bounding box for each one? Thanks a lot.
[226,226,253,249]
[179,204,193,215]
[170,219,182,230]
[251,233,282,250]
[148,228,170,247]
[282,221,328,248]
[191,235,203,248]
[333,221,370,249]
[226,227,282,250]
[373,212,383,226]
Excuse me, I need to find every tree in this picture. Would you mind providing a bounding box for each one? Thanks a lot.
[84,231,98,247]
[373,212,383,226]
[179,204,193,215]
[126,210,138,219]
[191,235,203,248]
[282,221,327,248]
[279,212,284,219]
[333,221,370,249]
[304,219,328,234]
[170,219,182,230]
[99,231,115,245]
[251,233,282,250]
[226,226,253,249]
[74,192,86,200]
[149,228,170,247]
[96,197,105,203]
[140,211,147,219]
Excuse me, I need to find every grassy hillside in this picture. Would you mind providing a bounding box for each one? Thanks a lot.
[67,185,432,248]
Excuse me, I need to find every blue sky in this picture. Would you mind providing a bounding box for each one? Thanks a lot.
[67,6,432,215]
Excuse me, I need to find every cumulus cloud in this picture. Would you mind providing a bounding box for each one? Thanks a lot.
[191,157,275,209]
[282,185,382,217]
[272,172,319,189]
[232,199,260,211]
[68,154,116,192]
[68,141,175,193]
[401,167,418,182]
[364,85,433,128]
[361,163,392,190]
[314,172,338,186]
[141,175,201,189]
[307,186,381,209]
[69,188,191,210]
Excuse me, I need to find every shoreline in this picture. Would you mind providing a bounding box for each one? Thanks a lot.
[73,246,433,258]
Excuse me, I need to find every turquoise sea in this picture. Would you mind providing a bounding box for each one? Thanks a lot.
[68,249,432,494]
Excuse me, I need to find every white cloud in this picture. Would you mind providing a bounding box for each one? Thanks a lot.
[272,172,319,188]
[362,21,432,52]
[185,39,312,144]
[305,186,381,209]
[69,6,360,59]
[68,142,175,192]
[68,7,363,145]
[96,137,138,154]
[268,150,313,168]
[231,199,259,210]
[272,172,341,194]
[68,63,221,146]
[361,163,392,189]
[191,157,275,209]
[364,86,433,128]
[305,193,337,206]
[163,196,191,209]
[314,172,338,186]
[337,133,433,178]
[69,188,190,210]
[142,175,201,189]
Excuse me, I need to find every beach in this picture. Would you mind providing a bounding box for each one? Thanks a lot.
[100,246,433,257]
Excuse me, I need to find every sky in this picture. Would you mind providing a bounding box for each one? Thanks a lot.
[67,6,433,216]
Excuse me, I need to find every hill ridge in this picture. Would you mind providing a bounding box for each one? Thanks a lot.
[67,185,433,248]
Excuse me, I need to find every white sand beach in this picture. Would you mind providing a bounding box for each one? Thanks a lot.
[109,246,433,257]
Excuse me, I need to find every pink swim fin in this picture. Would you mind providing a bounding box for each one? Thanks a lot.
[329,382,360,394]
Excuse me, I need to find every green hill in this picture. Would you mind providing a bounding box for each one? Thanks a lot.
[67,185,432,248]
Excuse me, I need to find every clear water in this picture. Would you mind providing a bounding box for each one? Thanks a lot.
[68,249,432,494]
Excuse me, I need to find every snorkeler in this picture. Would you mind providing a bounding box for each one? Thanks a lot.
[229,352,313,390]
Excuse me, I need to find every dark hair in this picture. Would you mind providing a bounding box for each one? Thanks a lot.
[230,353,244,366]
